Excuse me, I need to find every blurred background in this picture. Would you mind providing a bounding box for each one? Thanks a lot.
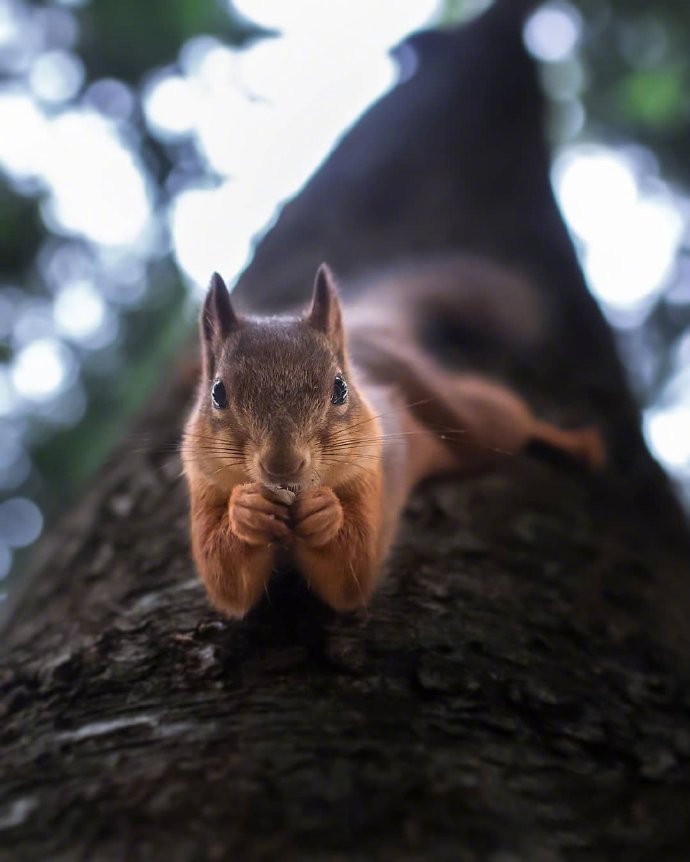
[0,0,689,607]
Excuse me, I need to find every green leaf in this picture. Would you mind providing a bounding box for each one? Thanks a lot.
[617,68,684,129]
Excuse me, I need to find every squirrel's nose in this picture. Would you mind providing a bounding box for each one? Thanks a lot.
[260,453,308,480]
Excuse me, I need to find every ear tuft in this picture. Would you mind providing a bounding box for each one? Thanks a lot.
[203,272,236,340]
[308,264,345,354]
[200,272,237,377]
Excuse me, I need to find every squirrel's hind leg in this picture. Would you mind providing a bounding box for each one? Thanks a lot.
[355,337,605,479]
[435,376,606,473]
[526,419,605,471]
[370,345,605,476]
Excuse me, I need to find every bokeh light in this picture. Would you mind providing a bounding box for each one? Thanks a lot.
[53,279,118,348]
[29,48,84,103]
[231,0,442,46]
[524,1,581,63]
[170,182,254,289]
[645,404,690,472]
[41,110,153,246]
[0,89,47,177]
[149,13,407,284]
[143,73,197,139]
[0,496,43,547]
[11,337,77,403]
[554,145,684,320]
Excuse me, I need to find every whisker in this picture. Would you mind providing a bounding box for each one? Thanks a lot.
[320,452,384,461]
[212,462,248,476]
[182,446,244,455]
[327,427,472,443]
[319,460,379,478]
[325,397,439,440]
[180,446,244,455]
[323,429,513,458]
[181,431,245,443]
[176,455,246,465]
[180,431,246,446]
[181,435,247,452]
[322,429,474,450]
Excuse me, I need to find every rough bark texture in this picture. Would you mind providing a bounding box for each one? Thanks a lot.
[2,4,690,861]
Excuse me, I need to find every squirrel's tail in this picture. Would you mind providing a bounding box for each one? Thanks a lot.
[345,255,548,359]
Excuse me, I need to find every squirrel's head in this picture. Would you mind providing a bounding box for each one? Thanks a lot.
[187,264,372,492]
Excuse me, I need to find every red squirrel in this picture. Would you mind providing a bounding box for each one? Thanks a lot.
[182,261,604,617]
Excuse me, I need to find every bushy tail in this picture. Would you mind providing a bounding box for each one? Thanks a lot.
[345,255,549,357]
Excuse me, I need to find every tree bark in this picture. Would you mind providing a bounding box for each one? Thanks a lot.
[2,4,690,860]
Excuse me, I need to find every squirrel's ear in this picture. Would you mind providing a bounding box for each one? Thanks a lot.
[200,272,238,377]
[308,263,345,354]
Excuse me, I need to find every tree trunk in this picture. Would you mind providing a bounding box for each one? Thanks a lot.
[2,5,690,860]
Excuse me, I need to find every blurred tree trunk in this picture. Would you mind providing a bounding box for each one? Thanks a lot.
[2,4,690,860]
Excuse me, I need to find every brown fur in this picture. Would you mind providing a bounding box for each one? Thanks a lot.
[182,262,604,617]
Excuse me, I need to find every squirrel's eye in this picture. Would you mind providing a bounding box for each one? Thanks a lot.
[331,374,348,405]
[211,379,228,409]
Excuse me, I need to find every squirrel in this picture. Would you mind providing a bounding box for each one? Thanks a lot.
[181,260,604,618]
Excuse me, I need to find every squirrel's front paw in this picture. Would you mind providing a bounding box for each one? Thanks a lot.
[229,483,291,547]
[293,487,344,548]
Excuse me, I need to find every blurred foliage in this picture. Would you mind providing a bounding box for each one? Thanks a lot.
[0,0,253,599]
[31,268,189,497]
[438,0,492,25]
[77,0,256,81]
[619,67,684,130]
[440,0,690,185]
[0,187,42,276]
[568,0,690,183]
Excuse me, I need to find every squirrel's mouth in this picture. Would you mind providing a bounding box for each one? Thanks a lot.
[262,482,303,494]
